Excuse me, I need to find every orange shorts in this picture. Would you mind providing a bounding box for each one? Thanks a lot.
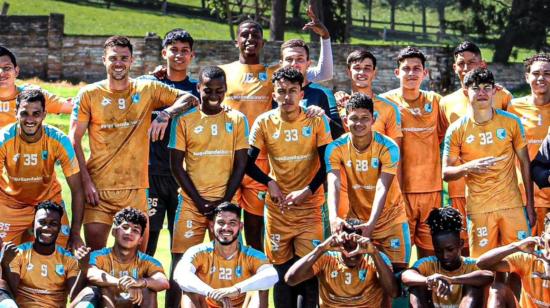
[467,207,531,258]
[404,192,442,251]
[371,221,411,266]
[237,158,269,217]
[83,189,147,225]
[172,194,211,254]
[449,197,468,248]
[264,194,325,265]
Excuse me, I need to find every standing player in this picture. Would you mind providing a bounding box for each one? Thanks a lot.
[285,219,398,307]
[443,68,535,258]
[174,202,278,308]
[509,54,550,234]
[380,46,449,257]
[246,67,332,307]
[1,201,90,308]
[0,89,84,250]
[70,36,198,251]
[402,207,493,307]
[0,46,73,128]
[532,132,550,189]
[326,93,410,271]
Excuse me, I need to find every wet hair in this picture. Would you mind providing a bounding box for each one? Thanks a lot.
[463,68,495,88]
[347,49,377,69]
[113,207,147,236]
[524,53,550,73]
[238,19,263,36]
[426,207,463,237]
[281,39,310,60]
[16,88,45,110]
[453,41,482,58]
[272,66,304,88]
[198,66,226,85]
[35,201,64,219]
[162,28,194,49]
[345,92,374,115]
[212,202,242,219]
[104,35,133,55]
[0,46,17,67]
[396,46,426,68]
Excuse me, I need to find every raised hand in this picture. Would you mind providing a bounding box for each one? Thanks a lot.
[302,5,330,39]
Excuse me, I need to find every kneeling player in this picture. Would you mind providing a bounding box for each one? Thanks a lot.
[74,208,169,307]
[402,207,493,308]
[1,201,90,308]
[174,202,278,308]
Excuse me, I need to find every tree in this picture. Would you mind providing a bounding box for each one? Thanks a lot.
[270,0,287,41]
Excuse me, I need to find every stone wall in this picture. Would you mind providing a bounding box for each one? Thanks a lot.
[0,14,527,95]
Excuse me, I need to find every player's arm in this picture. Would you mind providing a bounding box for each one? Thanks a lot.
[66,173,85,250]
[141,271,169,292]
[69,120,99,206]
[173,259,213,296]
[232,264,278,292]
[221,149,248,203]
[394,137,404,189]
[150,91,198,142]
[446,270,493,287]
[86,265,120,287]
[355,235,398,298]
[516,146,536,225]
[326,170,344,232]
[68,246,91,302]
[169,149,211,214]
[442,154,504,181]
[0,243,20,295]
[477,236,539,272]
[401,268,430,287]
[245,146,273,185]
[303,5,333,83]
[531,136,550,189]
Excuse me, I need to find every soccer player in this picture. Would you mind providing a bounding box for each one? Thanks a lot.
[285,219,398,307]
[380,46,449,257]
[325,93,410,271]
[443,68,535,258]
[509,54,550,235]
[532,132,550,189]
[246,67,332,307]
[74,207,169,307]
[70,36,198,251]
[0,46,73,128]
[1,201,90,308]
[220,9,332,251]
[402,207,493,308]
[174,202,278,308]
[0,89,84,249]
[168,66,249,306]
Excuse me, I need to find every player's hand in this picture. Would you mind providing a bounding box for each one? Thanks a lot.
[533,261,550,280]
[118,276,139,292]
[267,180,285,207]
[305,105,325,118]
[1,241,19,267]
[318,233,345,252]
[82,177,100,206]
[334,91,351,108]
[514,236,541,255]
[196,198,215,215]
[74,246,91,268]
[464,156,505,174]
[68,232,86,252]
[149,110,170,142]
[127,287,143,305]
[426,274,452,299]
[330,216,351,234]
[150,65,167,79]
[355,222,375,239]
[344,234,377,257]
[208,286,240,301]
[283,187,312,208]
[302,5,330,39]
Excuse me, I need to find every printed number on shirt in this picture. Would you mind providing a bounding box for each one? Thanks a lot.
[118,98,126,110]
[219,268,232,280]
[284,129,298,142]
[344,272,352,285]
[41,264,48,277]
[356,160,369,172]
[479,132,493,145]
[0,101,9,112]
[211,124,218,136]
[23,154,37,166]
[477,227,488,237]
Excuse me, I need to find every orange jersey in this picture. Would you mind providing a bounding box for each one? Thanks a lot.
[505,252,550,308]
[508,96,550,208]
[168,108,249,201]
[249,108,332,207]
[89,247,164,279]
[72,79,180,190]
[441,87,511,198]
[0,123,79,206]
[312,251,392,307]
[0,85,69,128]
[412,256,480,307]
[10,243,79,308]
[380,89,448,193]
[183,242,270,308]
[443,109,527,214]
[325,131,407,228]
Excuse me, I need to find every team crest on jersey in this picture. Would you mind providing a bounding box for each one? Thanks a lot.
[41,150,48,160]
[373,111,379,120]
[101,97,111,106]
[302,126,312,137]
[225,122,233,133]
[390,238,401,249]
[55,264,65,276]
[517,231,527,240]
[61,225,70,236]
[272,131,280,139]
[466,134,475,144]
[496,128,506,140]
[371,158,379,168]
[12,154,19,162]
[358,270,367,281]
[424,103,432,113]
[132,93,141,104]
[259,72,267,81]
[194,126,204,134]
[258,191,266,200]
[236,266,242,278]
[330,271,338,278]
[312,239,321,247]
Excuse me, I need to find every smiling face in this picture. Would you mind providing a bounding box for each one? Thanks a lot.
[236,23,264,59]
[526,61,550,97]
[17,100,45,138]
[345,107,374,138]
[454,51,485,84]
[112,221,143,249]
[103,46,133,81]
[34,208,61,246]
[395,57,427,91]
[0,55,18,90]
[199,76,226,111]
[211,211,242,246]
[347,58,376,91]
[281,47,310,79]
[163,41,194,73]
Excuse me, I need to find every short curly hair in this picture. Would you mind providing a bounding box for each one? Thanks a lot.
[524,53,550,73]
[426,207,463,236]
[35,200,64,219]
[396,46,426,68]
[272,66,304,88]
[113,207,147,236]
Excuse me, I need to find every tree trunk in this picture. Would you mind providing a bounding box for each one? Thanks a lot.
[161,0,167,15]
[367,0,372,27]
[492,0,524,63]
[270,0,287,41]
[224,0,235,41]
[390,3,396,30]
[345,0,352,42]
[309,0,323,42]
[437,0,446,34]
[420,0,426,35]
[291,0,302,26]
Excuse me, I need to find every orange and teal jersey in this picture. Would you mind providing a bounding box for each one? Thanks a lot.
[508,96,550,207]
[89,247,164,279]
[0,123,79,206]
[183,241,270,308]
[0,85,71,128]
[441,87,512,198]
[443,109,527,214]
[312,250,392,307]
[72,79,181,190]
[380,89,448,193]
[411,256,480,307]
[168,107,249,201]
[325,131,407,228]
[10,242,79,308]
[505,252,550,308]
[249,107,332,207]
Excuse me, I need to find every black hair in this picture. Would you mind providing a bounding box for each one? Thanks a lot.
[453,41,482,58]
[524,53,550,73]
[238,19,263,36]
[16,88,46,110]
[345,92,374,115]
[0,46,17,67]
[198,66,226,84]
[347,49,377,69]
[396,46,426,68]
[212,202,242,219]
[113,207,147,236]
[463,68,495,88]
[104,35,133,55]
[272,66,304,88]
[35,201,64,219]
[426,207,463,237]
[162,28,194,49]
[281,39,310,60]
[343,218,363,235]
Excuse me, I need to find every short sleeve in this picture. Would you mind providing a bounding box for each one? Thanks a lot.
[44,89,69,114]
[72,88,91,123]
[235,113,250,151]
[510,116,527,150]
[149,81,181,110]
[380,139,399,175]
[411,257,435,276]
[65,256,80,279]
[245,249,270,273]
[316,115,332,147]
[88,250,105,269]
[504,252,531,276]
[436,99,449,143]
[167,115,187,151]
[324,141,342,173]
[54,132,80,177]
[249,117,266,150]
[142,255,165,276]
[9,251,23,276]
[385,108,403,140]
[443,124,461,159]
[312,254,330,276]
[181,245,204,270]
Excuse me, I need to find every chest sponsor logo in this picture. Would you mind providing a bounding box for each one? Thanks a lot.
[496,128,506,140]
[194,125,204,134]
[466,134,475,144]
[101,97,111,106]
[302,126,312,137]
[12,153,19,162]
[225,122,233,133]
